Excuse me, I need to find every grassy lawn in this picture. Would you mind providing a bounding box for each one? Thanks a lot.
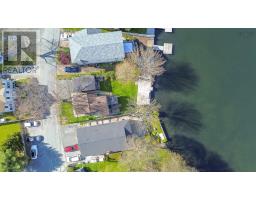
[0,122,22,171]
[60,101,97,124]
[57,69,106,80]
[151,115,168,143]
[63,28,84,32]
[74,152,127,172]
[0,112,17,122]
[100,79,138,112]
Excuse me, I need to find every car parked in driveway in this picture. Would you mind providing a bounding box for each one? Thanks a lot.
[66,155,81,163]
[24,121,40,127]
[64,66,80,73]
[64,144,79,152]
[31,145,38,160]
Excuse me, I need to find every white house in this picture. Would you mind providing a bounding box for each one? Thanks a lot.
[0,78,16,114]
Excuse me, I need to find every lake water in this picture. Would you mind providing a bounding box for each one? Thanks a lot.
[155,29,256,171]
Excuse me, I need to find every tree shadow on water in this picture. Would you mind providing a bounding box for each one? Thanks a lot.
[167,135,233,172]
[164,101,203,134]
[156,62,199,93]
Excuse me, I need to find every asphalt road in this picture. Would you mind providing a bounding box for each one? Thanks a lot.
[26,29,66,172]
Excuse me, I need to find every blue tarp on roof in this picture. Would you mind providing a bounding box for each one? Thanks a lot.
[123,41,134,53]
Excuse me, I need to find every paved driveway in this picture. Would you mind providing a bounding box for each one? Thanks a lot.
[27,29,66,172]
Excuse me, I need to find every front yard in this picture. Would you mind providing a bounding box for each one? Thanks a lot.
[69,152,127,172]
[60,101,97,125]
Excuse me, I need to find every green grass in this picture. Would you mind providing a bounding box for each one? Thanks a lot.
[75,152,127,172]
[100,79,138,112]
[63,28,84,32]
[60,101,97,124]
[0,123,21,145]
[0,112,17,122]
[56,69,109,80]
[0,122,22,171]
[151,116,168,143]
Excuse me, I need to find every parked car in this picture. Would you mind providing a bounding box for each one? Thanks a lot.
[24,121,40,127]
[64,144,79,152]
[64,66,80,73]
[0,118,6,123]
[66,155,81,163]
[31,145,38,160]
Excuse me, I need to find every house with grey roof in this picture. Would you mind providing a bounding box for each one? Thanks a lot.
[69,29,125,65]
[57,75,99,100]
[62,120,146,162]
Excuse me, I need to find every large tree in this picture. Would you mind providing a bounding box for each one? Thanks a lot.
[119,138,195,172]
[0,133,28,172]
[127,45,166,80]
[15,78,55,119]
[127,99,160,130]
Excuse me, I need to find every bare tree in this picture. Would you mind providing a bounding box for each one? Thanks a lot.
[119,137,195,172]
[127,99,160,130]
[127,45,166,80]
[15,78,55,119]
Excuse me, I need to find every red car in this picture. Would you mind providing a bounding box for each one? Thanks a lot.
[64,144,79,152]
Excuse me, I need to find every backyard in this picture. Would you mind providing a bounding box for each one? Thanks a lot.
[100,79,137,112]
[60,101,97,124]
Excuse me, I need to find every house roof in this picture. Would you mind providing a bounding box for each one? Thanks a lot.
[71,92,110,116]
[76,120,132,156]
[72,76,97,92]
[57,75,97,100]
[69,29,125,64]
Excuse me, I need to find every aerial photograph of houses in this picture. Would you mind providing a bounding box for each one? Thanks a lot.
[1,28,256,172]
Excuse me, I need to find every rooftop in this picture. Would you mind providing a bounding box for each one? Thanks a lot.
[71,92,110,117]
[69,29,125,65]
[76,120,131,157]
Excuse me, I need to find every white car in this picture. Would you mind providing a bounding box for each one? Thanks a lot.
[24,121,40,127]
[31,145,38,160]
[66,155,81,163]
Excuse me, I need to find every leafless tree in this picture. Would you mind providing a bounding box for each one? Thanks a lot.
[15,78,56,119]
[127,99,160,130]
[127,45,166,80]
[119,137,195,172]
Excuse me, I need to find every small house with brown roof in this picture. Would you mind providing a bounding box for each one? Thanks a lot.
[71,92,119,117]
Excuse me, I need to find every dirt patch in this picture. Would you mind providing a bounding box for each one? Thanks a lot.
[115,60,139,83]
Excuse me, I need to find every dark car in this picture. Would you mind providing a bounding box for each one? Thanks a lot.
[64,66,80,73]
[64,144,79,152]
